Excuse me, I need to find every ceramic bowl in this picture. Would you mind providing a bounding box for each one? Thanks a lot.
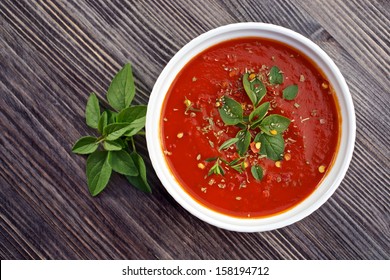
[146,23,356,232]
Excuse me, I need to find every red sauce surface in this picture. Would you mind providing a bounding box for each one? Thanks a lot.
[161,38,340,218]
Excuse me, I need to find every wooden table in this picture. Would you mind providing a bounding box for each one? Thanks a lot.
[1,0,389,260]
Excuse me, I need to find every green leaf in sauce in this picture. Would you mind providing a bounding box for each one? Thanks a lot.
[208,159,225,176]
[257,133,285,161]
[259,114,291,135]
[236,129,251,156]
[251,165,264,181]
[243,73,257,105]
[231,162,244,173]
[283,84,299,100]
[269,66,284,85]
[205,157,219,162]
[219,137,239,151]
[218,96,243,125]
[251,78,266,106]
[249,101,270,123]
[243,73,266,106]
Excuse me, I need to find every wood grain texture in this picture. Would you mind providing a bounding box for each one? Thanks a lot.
[0,0,389,260]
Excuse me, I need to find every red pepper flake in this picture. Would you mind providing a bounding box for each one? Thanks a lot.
[221,81,229,89]
[229,70,236,77]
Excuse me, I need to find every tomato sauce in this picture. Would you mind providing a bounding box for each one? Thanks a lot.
[161,38,340,218]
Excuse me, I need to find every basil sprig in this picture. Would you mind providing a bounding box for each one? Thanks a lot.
[218,72,291,160]
[209,67,298,181]
[72,63,151,196]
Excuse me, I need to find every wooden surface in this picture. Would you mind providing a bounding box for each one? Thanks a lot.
[1,0,389,260]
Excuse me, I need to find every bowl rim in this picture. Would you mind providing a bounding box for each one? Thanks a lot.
[146,22,356,232]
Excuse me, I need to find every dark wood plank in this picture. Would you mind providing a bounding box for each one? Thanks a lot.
[1,0,389,260]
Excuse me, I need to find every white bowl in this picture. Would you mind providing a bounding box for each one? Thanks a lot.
[146,23,356,232]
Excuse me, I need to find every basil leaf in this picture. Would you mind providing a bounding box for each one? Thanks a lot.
[283,84,298,100]
[249,102,270,123]
[208,160,225,176]
[86,151,112,196]
[260,114,291,135]
[117,105,147,122]
[243,74,266,106]
[236,130,251,156]
[123,127,144,137]
[108,150,138,176]
[103,139,123,151]
[228,158,241,166]
[218,96,243,125]
[97,111,108,134]
[72,136,98,154]
[231,163,244,173]
[117,105,147,136]
[106,110,118,124]
[236,123,246,130]
[219,158,229,165]
[205,157,218,162]
[126,152,151,193]
[251,78,266,106]
[103,123,131,141]
[85,93,100,129]
[269,66,283,85]
[216,165,225,176]
[251,165,264,181]
[107,63,135,111]
[258,133,285,160]
[98,110,118,134]
[219,138,239,151]
[243,73,257,106]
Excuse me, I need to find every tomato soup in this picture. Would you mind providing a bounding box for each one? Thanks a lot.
[161,38,340,218]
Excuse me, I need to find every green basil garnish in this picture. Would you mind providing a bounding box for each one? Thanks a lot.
[283,84,298,100]
[269,66,283,85]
